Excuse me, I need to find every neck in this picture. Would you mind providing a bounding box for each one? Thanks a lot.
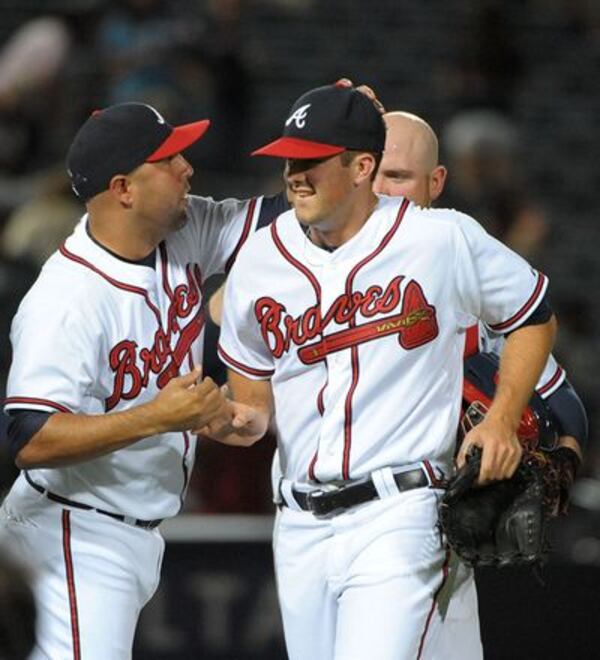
[308,191,379,249]
[87,210,161,261]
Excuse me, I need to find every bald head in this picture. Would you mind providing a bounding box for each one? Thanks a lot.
[373,111,447,207]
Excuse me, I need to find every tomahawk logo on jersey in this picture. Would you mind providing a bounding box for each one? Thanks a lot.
[254,272,439,362]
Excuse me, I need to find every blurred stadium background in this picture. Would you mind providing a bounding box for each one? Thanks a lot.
[0,1,598,658]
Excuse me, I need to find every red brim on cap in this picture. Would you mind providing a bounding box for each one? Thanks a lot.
[146,119,211,161]
[251,137,346,159]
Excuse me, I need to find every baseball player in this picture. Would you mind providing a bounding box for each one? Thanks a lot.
[373,110,587,659]
[211,84,557,659]
[0,103,270,659]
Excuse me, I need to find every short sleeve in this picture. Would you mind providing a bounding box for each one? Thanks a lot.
[217,251,275,380]
[453,213,548,333]
[478,322,566,398]
[5,298,99,415]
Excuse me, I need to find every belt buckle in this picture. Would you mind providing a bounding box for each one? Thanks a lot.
[306,488,346,518]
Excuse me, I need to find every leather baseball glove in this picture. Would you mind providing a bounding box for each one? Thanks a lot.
[439,353,580,567]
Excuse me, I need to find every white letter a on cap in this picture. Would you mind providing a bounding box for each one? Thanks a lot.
[285,104,311,129]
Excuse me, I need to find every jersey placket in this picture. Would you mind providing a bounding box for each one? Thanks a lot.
[312,259,354,482]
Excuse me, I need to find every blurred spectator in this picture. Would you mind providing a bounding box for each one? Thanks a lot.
[96,0,200,112]
[0,16,71,176]
[1,171,81,268]
[0,8,101,222]
[441,108,549,261]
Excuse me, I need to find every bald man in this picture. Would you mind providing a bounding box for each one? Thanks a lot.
[373,111,447,206]
[374,110,586,660]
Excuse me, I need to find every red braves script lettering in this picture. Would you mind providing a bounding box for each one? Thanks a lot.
[106,265,202,411]
[255,276,438,364]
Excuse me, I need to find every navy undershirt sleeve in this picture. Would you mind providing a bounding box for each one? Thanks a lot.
[6,410,52,458]
[257,191,290,229]
[546,380,588,448]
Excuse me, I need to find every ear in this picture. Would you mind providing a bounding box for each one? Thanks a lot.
[353,153,377,185]
[107,174,134,208]
[429,165,447,202]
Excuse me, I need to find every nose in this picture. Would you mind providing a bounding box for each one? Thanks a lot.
[174,153,194,179]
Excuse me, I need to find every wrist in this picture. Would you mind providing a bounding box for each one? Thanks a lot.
[133,401,169,436]
[482,407,520,433]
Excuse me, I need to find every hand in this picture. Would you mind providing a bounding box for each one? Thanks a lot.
[197,399,269,447]
[334,78,386,114]
[150,366,232,433]
[457,415,522,485]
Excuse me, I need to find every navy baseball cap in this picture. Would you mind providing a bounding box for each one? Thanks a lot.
[66,103,210,201]
[252,84,385,159]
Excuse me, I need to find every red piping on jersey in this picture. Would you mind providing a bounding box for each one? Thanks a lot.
[271,220,326,481]
[308,380,328,481]
[316,381,326,416]
[59,245,162,324]
[270,221,322,297]
[225,197,258,273]
[489,271,546,332]
[341,198,410,479]
[4,396,72,413]
[308,452,320,483]
[153,246,198,504]
[537,365,564,397]
[217,344,275,377]
[179,431,191,510]
[159,242,174,300]
[416,548,451,660]
[62,510,82,660]
[463,323,480,358]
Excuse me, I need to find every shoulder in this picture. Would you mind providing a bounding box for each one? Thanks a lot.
[408,203,478,232]
[16,253,109,328]
[186,194,256,223]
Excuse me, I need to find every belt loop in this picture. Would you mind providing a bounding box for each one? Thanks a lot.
[371,467,399,499]
[274,477,284,505]
[280,479,304,512]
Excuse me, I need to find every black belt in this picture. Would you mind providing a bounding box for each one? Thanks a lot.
[282,465,437,517]
[25,472,163,530]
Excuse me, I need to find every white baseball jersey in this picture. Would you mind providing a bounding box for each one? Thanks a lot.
[219,195,548,485]
[4,194,262,520]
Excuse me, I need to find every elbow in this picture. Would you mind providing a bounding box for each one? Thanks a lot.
[15,443,40,470]
[14,440,58,469]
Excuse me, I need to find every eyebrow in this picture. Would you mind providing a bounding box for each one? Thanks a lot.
[381,168,415,177]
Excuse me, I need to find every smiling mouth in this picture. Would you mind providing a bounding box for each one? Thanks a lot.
[290,188,314,198]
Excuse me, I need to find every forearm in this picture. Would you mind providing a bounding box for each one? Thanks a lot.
[16,402,166,469]
[487,316,557,430]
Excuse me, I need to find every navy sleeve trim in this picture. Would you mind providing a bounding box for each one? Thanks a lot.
[7,410,52,458]
[545,380,589,448]
[257,192,290,229]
